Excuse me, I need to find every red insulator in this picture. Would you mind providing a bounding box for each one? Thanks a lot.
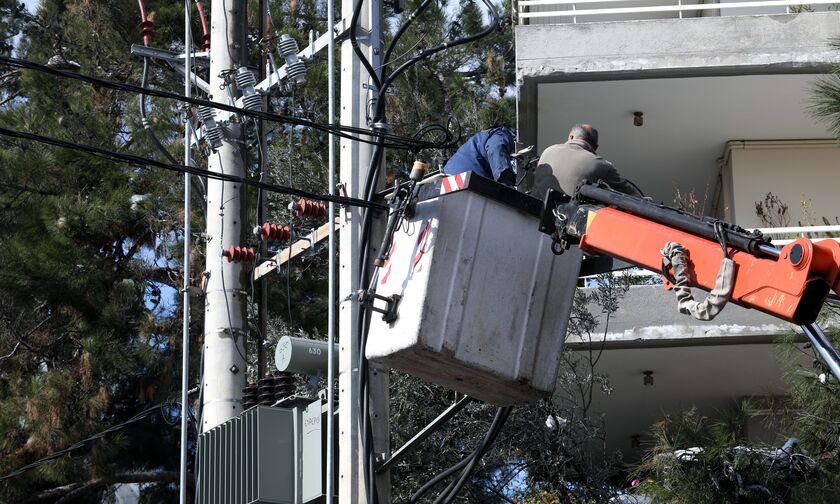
[137,0,153,46]
[223,245,256,263]
[195,1,211,51]
[292,198,327,220]
[139,20,154,46]
[260,223,291,242]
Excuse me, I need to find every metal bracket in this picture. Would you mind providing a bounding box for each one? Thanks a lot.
[358,290,401,323]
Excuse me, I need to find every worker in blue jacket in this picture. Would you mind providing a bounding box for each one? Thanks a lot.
[443,127,517,186]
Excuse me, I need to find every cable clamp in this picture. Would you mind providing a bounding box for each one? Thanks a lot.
[357,289,401,323]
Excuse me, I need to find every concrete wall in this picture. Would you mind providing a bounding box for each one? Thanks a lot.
[721,140,840,228]
[516,12,840,82]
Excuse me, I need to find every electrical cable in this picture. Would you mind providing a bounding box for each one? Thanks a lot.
[0,55,453,150]
[381,0,434,74]
[0,126,387,210]
[434,407,512,504]
[216,151,250,366]
[0,401,171,481]
[349,1,502,502]
[140,57,207,206]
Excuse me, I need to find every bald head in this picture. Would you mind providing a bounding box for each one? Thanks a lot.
[568,124,599,151]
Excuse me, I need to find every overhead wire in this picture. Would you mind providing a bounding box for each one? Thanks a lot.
[0,126,387,211]
[0,55,453,150]
[0,401,172,481]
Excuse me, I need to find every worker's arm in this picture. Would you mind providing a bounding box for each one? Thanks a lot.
[483,128,516,183]
[601,160,643,197]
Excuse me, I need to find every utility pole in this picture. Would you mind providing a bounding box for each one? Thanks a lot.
[201,0,248,433]
[339,0,390,501]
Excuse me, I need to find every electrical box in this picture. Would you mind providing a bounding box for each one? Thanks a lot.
[366,172,583,405]
[195,400,325,504]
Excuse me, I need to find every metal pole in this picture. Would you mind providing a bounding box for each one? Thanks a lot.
[257,0,269,380]
[377,396,474,473]
[326,0,337,497]
[339,0,388,501]
[202,0,247,433]
[179,1,192,502]
[801,323,840,383]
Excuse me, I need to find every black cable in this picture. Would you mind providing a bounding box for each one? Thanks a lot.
[410,457,471,502]
[140,57,207,207]
[382,0,434,72]
[140,58,179,165]
[351,2,502,502]
[0,126,387,211]
[435,407,512,504]
[0,402,168,481]
[0,55,452,150]
[349,0,382,94]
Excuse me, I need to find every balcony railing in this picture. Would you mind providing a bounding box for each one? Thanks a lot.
[518,0,838,24]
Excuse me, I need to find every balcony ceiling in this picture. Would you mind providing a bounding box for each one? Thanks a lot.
[560,341,812,461]
[535,74,834,211]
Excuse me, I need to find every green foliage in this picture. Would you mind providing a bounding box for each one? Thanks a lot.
[0,0,192,501]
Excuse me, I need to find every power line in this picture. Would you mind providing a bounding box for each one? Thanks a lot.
[0,402,170,482]
[0,126,388,211]
[0,55,457,150]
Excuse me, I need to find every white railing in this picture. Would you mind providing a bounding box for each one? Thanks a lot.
[518,0,838,23]
[754,224,840,246]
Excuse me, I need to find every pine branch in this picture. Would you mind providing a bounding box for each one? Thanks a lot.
[25,471,193,503]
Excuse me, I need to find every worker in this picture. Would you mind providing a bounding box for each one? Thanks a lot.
[443,126,517,186]
[531,124,642,199]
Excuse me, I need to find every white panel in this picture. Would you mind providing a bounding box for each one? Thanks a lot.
[366,187,582,405]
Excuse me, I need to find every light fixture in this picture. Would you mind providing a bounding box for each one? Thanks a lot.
[643,370,654,386]
[633,111,644,127]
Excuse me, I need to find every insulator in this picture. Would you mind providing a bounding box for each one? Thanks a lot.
[223,245,256,263]
[277,34,300,58]
[286,62,306,86]
[139,19,154,46]
[277,34,306,85]
[242,384,259,411]
[291,198,327,221]
[234,67,262,112]
[260,223,291,242]
[198,106,223,151]
[273,372,295,401]
[410,160,428,182]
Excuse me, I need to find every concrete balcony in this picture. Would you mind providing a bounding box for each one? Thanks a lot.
[563,285,810,458]
[568,284,792,348]
[516,11,840,81]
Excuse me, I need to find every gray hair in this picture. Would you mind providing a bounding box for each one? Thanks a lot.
[570,124,599,150]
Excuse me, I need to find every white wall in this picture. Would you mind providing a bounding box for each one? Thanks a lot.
[722,140,840,228]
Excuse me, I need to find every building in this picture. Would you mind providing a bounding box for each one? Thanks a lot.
[515,4,840,457]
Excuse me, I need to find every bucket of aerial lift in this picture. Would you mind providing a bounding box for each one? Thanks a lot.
[365,172,583,405]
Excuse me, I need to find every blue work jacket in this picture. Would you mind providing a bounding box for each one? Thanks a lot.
[443,127,515,182]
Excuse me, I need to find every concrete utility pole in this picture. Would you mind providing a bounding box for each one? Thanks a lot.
[202,0,248,433]
[339,0,390,501]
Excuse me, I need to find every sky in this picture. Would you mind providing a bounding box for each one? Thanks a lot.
[22,0,38,13]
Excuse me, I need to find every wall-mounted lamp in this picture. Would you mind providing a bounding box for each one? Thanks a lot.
[633,111,644,127]
[643,370,654,386]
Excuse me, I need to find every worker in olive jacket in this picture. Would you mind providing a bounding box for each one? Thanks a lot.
[532,124,642,199]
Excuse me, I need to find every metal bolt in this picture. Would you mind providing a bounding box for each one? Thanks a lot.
[230,364,240,374]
